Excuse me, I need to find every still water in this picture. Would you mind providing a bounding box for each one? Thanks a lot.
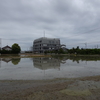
[0,56,100,80]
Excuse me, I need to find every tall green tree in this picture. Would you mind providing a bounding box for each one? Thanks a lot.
[12,43,21,54]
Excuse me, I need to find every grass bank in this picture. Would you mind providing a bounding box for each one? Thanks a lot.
[0,53,51,58]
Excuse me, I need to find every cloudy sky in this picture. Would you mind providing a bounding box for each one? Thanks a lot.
[1,0,100,50]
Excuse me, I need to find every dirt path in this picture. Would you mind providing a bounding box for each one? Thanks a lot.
[0,76,100,100]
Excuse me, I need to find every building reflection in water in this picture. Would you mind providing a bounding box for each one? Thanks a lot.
[33,56,100,70]
[2,58,12,63]
[33,57,61,70]
[0,58,1,68]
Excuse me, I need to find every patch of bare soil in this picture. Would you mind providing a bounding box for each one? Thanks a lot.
[0,76,100,100]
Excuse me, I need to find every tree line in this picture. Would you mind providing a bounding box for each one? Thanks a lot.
[68,46,100,55]
[45,46,100,55]
[44,48,67,54]
[0,43,21,54]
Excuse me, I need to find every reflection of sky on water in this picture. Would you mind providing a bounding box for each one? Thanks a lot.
[0,57,100,80]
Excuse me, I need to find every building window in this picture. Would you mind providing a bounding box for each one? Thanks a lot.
[43,44,47,46]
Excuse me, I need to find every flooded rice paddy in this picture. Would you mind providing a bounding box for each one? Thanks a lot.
[0,56,100,80]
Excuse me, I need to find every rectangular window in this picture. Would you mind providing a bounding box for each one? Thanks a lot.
[43,44,47,46]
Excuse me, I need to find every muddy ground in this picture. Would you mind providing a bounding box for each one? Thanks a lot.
[0,76,100,100]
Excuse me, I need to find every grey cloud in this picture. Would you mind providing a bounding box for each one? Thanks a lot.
[0,0,100,50]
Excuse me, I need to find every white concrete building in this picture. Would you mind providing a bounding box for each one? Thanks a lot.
[33,37,61,53]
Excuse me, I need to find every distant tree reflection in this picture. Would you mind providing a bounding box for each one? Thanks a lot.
[12,58,21,65]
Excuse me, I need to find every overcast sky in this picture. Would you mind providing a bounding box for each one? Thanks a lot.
[1,0,100,50]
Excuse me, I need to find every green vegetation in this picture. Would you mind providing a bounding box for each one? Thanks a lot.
[0,49,12,54]
[44,48,67,54]
[12,43,21,54]
[44,46,100,55]
[12,58,21,65]
[68,46,100,55]
[0,43,21,54]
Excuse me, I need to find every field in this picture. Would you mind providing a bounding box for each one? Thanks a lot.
[0,76,100,100]
[0,54,100,100]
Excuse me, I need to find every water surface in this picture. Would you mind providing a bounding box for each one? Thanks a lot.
[0,56,100,80]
